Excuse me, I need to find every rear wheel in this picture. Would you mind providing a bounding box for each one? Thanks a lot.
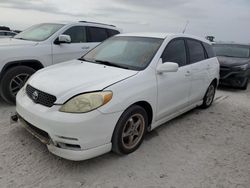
[0,66,35,104]
[201,82,216,109]
[112,105,148,155]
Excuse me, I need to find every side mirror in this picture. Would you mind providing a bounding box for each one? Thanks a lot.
[57,34,71,44]
[157,62,179,74]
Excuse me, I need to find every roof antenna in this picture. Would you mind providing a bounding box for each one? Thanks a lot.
[182,20,189,34]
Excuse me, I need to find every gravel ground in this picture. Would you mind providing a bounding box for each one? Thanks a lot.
[0,84,249,188]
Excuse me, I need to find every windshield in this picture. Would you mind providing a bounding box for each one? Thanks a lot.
[82,36,164,70]
[14,23,64,41]
[213,44,250,58]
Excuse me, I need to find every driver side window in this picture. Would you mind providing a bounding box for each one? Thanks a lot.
[63,26,86,43]
[161,39,187,67]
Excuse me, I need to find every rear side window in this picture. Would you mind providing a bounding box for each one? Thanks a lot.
[187,39,205,63]
[203,42,215,58]
[63,26,86,43]
[107,29,120,37]
[88,27,109,42]
[161,39,187,67]
[0,32,5,36]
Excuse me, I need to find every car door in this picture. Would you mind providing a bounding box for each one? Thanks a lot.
[186,39,209,104]
[156,39,192,120]
[52,26,91,64]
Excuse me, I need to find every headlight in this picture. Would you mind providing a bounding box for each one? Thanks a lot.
[59,91,112,113]
[233,64,248,71]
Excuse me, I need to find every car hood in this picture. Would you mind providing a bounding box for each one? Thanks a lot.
[217,56,250,67]
[0,38,38,47]
[28,60,138,103]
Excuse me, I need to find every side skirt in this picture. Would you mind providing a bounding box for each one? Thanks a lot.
[150,101,203,131]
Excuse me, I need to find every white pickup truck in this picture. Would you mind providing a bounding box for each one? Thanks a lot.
[0,21,121,103]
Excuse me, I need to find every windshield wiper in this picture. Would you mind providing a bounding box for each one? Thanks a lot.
[79,57,95,63]
[95,60,129,69]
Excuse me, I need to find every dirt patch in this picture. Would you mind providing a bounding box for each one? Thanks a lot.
[0,85,249,188]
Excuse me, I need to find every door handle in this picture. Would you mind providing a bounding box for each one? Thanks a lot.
[185,71,191,76]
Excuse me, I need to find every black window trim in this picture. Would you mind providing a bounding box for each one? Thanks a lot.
[161,37,189,67]
[201,42,209,59]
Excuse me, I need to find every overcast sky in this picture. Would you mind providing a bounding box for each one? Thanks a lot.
[0,0,249,43]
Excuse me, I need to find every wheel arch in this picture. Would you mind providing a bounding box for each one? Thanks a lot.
[211,78,218,87]
[133,101,153,129]
[112,100,154,137]
[0,60,44,81]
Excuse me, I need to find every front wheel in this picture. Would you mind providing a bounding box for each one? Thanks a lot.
[0,66,35,104]
[201,82,216,109]
[112,105,148,155]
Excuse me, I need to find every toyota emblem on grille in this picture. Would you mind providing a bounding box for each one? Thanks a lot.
[32,91,39,101]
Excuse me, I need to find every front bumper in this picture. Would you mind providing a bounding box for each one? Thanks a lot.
[16,88,122,161]
[219,67,250,87]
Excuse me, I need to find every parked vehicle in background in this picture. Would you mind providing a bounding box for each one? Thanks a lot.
[15,33,219,161]
[213,43,250,90]
[0,30,17,38]
[0,21,121,103]
[0,26,11,31]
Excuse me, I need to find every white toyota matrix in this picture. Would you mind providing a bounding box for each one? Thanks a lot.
[14,33,220,161]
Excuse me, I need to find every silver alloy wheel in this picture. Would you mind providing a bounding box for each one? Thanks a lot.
[206,84,215,106]
[122,113,145,150]
[9,73,30,97]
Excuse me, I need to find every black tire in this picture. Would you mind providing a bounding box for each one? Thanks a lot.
[0,66,35,104]
[239,78,248,90]
[200,82,216,109]
[112,105,148,155]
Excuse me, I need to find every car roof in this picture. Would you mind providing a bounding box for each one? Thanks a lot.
[45,21,120,30]
[117,32,210,44]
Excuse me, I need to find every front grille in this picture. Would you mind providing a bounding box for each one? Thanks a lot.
[26,84,56,107]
